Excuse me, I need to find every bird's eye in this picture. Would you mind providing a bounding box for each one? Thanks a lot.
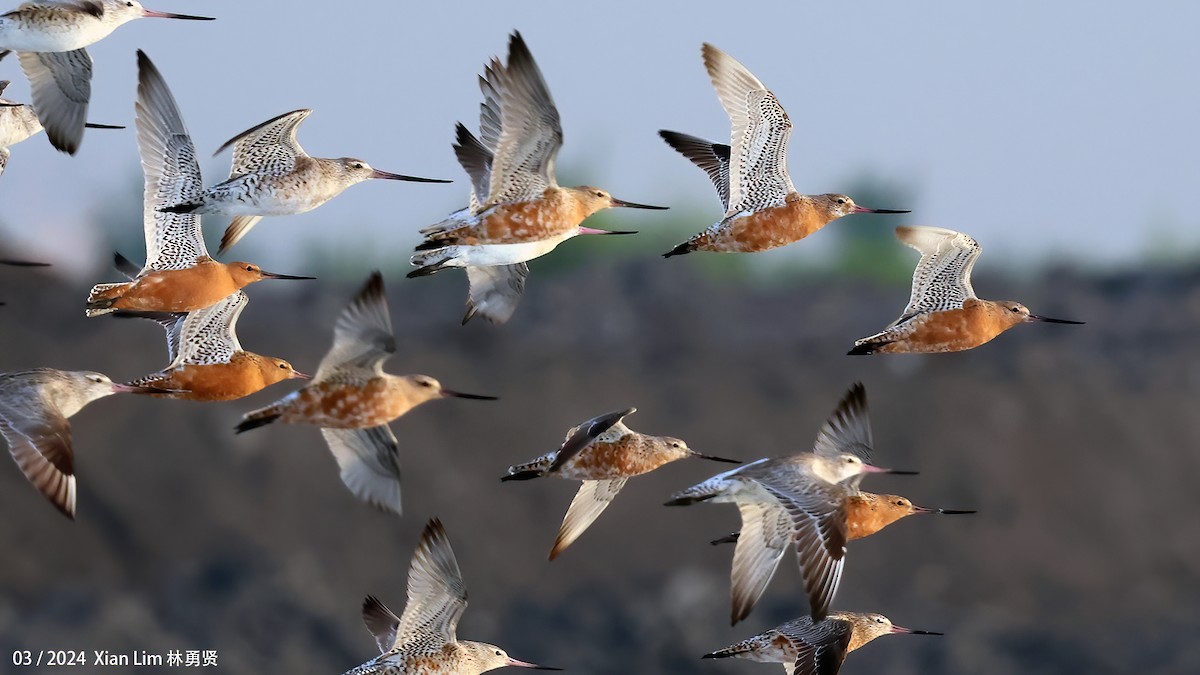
[354,163,363,169]
[420,380,432,387]
[836,198,846,204]
[126,1,133,6]
[845,457,855,463]
[594,191,604,197]
[279,363,288,369]
[246,265,255,271]
[1011,306,1021,313]
[494,650,502,656]
[896,500,905,506]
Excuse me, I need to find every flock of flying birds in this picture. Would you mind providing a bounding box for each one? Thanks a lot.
[0,2,1086,674]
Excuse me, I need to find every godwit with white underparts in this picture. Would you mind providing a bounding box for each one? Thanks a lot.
[0,71,121,177]
[0,0,212,154]
[0,368,162,518]
[234,272,496,515]
[122,290,307,401]
[158,107,450,254]
[502,407,741,560]
[85,51,313,317]
[407,31,668,325]
[849,226,1083,355]
[665,383,917,624]
[343,518,560,675]
[703,610,942,675]
[658,44,908,258]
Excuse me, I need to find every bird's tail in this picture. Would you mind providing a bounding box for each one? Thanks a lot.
[407,247,460,278]
[663,230,712,258]
[702,635,766,660]
[847,338,894,356]
[236,405,283,433]
[85,282,130,317]
[501,452,556,481]
[664,476,727,506]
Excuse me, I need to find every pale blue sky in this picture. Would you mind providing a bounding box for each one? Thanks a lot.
[1,0,1197,273]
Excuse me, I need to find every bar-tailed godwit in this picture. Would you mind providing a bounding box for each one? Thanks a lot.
[407,31,667,325]
[703,610,942,674]
[0,0,212,154]
[666,383,917,624]
[0,72,121,177]
[659,44,907,258]
[850,226,1083,354]
[158,108,450,253]
[234,272,495,514]
[85,51,312,317]
[123,291,306,401]
[502,407,740,560]
[709,490,975,545]
[0,368,160,518]
[342,518,560,675]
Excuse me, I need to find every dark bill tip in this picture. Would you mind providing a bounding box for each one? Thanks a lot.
[1028,314,1085,325]
[909,630,944,636]
[441,390,498,401]
[886,469,920,476]
[937,509,977,515]
[143,9,216,20]
[0,259,51,267]
[693,452,742,464]
[369,169,452,183]
[610,197,670,210]
[84,122,125,130]
[260,270,317,281]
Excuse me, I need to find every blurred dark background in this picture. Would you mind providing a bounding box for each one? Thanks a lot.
[2,222,1198,674]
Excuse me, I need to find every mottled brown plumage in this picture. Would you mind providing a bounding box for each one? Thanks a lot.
[236,272,494,514]
[502,408,739,559]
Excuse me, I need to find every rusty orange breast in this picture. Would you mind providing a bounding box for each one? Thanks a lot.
[883,301,1014,354]
[155,353,272,402]
[279,377,413,429]
[110,260,238,313]
[457,190,584,245]
[557,436,676,479]
[703,197,831,253]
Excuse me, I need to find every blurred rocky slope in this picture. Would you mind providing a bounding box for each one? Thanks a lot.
[0,257,1198,674]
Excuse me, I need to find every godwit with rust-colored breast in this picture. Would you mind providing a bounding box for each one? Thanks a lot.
[85,51,312,317]
[704,611,942,675]
[665,383,917,624]
[159,107,450,253]
[343,518,559,675]
[0,368,161,518]
[0,0,212,154]
[502,407,741,560]
[0,70,121,178]
[407,31,667,325]
[659,44,907,258]
[123,290,307,401]
[234,272,495,515]
[710,490,975,545]
[850,226,1083,355]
